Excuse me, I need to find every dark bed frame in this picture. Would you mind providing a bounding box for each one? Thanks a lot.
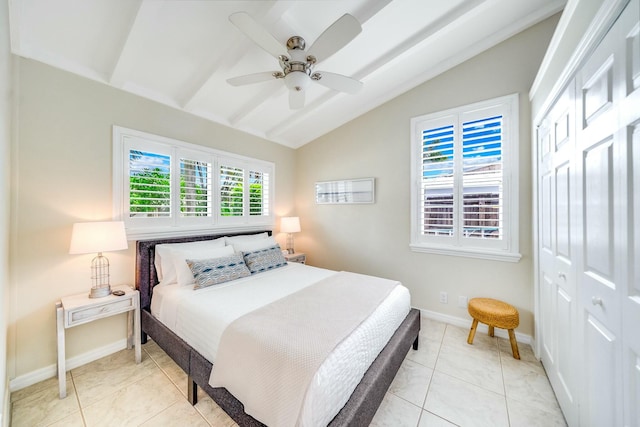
[135,230,421,426]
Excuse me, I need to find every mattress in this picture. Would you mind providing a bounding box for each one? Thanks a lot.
[150,262,411,426]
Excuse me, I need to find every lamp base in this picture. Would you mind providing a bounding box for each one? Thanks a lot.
[286,233,295,254]
[89,285,111,298]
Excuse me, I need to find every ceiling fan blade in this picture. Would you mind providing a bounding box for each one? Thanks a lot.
[289,90,305,109]
[229,12,287,58]
[307,14,361,62]
[227,72,278,87]
[313,71,363,94]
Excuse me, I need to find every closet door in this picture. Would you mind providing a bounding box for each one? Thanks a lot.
[619,0,640,425]
[574,0,639,423]
[625,99,640,426]
[537,86,578,427]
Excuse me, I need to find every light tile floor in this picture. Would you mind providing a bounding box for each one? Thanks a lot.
[10,317,567,427]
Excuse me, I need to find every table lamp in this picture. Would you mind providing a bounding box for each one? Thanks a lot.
[69,221,128,298]
[280,216,301,254]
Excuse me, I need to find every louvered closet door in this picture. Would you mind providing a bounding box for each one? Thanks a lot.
[574,1,639,424]
[537,85,578,427]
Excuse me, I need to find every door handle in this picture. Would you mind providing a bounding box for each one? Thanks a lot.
[591,296,603,306]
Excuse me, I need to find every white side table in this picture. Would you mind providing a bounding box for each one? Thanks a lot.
[285,252,306,264]
[56,285,141,398]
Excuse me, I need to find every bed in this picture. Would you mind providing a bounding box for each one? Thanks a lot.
[136,230,420,426]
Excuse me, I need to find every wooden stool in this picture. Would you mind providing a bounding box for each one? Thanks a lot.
[467,297,520,359]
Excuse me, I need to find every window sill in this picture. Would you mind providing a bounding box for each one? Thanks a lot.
[410,243,522,263]
[125,224,273,241]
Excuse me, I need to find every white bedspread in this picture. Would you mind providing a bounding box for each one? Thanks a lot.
[151,262,411,426]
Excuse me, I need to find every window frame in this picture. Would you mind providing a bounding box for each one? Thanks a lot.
[113,126,275,239]
[410,93,521,262]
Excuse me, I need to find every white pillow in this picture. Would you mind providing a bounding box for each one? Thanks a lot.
[224,233,269,245]
[155,238,225,285]
[231,236,277,253]
[173,245,235,287]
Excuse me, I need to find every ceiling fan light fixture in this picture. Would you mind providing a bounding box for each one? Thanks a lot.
[284,71,310,92]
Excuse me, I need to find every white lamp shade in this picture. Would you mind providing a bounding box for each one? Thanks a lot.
[280,217,301,233]
[69,221,128,254]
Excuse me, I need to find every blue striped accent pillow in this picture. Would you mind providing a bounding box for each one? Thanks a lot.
[187,253,251,289]
[243,245,288,274]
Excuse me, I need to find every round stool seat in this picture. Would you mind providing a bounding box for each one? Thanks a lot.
[467,297,520,359]
[468,298,519,329]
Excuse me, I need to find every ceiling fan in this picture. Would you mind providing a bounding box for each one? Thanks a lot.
[227,12,364,109]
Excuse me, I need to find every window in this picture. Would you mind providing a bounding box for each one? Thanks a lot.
[113,126,274,239]
[218,157,271,222]
[410,94,521,262]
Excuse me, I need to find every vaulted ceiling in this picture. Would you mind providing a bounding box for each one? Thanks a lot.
[9,0,565,148]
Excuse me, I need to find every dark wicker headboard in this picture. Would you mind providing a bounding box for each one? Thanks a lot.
[135,230,272,310]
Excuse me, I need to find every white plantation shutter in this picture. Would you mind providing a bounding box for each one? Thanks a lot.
[218,159,273,224]
[113,126,275,238]
[219,164,244,217]
[410,94,520,262]
[461,115,503,240]
[421,123,455,236]
[180,157,212,218]
[128,149,171,218]
[249,170,270,216]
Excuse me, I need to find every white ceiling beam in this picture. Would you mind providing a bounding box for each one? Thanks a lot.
[227,83,284,127]
[350,0,393,24]
[108,0,144,88]
[353,0,489,82]
[178,36,249,111]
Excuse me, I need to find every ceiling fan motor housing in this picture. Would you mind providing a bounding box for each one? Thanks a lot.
[281,37,316,91]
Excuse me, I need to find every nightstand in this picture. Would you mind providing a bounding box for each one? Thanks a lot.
[56,285,141,398]
[285,252,306,264]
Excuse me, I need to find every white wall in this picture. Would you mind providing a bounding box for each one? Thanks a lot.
[5,5,571,391]
[0,0,12,423]
[296,14,561,338]
[8,58,297,384]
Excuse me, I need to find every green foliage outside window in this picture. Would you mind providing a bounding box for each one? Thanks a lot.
[220,182,263,216]
[130,168,170,216]
[130,165,263,218]
[249,182,263,216]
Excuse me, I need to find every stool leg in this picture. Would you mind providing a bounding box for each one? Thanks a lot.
[488,325,495,337]
[467,319,478,344]
[508,329,520,360]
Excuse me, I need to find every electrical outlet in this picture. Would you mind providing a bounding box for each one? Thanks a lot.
[458,296,468,308]
[439,291,448,304]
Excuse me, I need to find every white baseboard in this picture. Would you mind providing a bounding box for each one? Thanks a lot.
[418,308,533,346]
[8,338,128,392]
